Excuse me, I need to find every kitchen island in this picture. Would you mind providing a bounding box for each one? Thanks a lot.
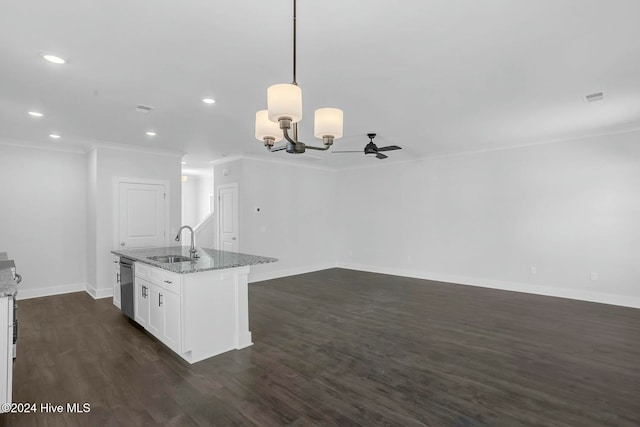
[111,247,276,363]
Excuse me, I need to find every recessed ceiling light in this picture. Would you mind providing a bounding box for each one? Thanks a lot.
[181,161,187,165]
[202,98,216,104]
[146,131,156,136]
[584,91,604,103]
[136,104,154,113]
[42,54,66,64]
[49,134,61,139]
[28,111,44,117]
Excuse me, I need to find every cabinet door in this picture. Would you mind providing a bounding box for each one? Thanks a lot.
[0,298,11,409]
[147,286,163,338]
[113,259,121,309]
[134,280,150,329]
[161,291,181,353]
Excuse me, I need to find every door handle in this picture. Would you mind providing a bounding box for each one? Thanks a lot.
[120,242,126,246]
[232,237,236,240]
[159,293,163,307]
[116,272,120,284]
[164,280,172,284]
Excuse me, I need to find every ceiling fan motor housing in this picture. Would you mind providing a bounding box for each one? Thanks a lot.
[364,142,378,156]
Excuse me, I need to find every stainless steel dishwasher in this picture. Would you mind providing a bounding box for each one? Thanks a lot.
[119,257,135,319]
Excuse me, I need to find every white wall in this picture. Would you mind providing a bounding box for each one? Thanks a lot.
[86,146,182,297]
[336,131,640,307]
[181,176,198,227]
[213,158,336,282]
[182,174,213,228]
[196,175,214,224]
[86,149,97,297]
[0,144,87,299]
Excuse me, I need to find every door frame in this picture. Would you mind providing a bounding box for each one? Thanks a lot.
[216,182,239,251]
[113,177,171,249]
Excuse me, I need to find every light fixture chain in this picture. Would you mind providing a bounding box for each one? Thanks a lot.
[292,0,297,85]
[292,0,298,142]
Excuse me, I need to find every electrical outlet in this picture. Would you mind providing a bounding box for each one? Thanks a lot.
[530,267,537,275]
[590,272,598,281]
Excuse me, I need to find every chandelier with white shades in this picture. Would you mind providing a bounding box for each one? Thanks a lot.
[254,0,344,154]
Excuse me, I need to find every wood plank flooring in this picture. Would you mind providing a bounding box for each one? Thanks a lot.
[2,268,639,426]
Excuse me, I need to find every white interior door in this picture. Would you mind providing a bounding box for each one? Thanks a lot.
[217,184,239,252]
[118,182,166,249]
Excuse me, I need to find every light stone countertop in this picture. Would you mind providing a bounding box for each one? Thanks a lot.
[111,246,277,274]
[0,256,18,297]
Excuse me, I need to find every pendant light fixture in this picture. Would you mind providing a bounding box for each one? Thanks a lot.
[255,0,343,154]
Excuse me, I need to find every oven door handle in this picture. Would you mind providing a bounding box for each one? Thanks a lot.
[15,273,21,285]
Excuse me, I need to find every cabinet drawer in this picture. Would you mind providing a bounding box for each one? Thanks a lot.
[135,263,182,294]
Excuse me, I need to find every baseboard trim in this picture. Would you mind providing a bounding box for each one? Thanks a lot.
[17,282,87,301]
[336,262,640,309]
[236,332,253,350]
[85,284,113,300]
[249,262,337,283]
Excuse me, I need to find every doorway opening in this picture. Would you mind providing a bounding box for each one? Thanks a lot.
[181,167,215,248]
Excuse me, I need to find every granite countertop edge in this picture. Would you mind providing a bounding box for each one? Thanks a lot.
[111,246,278,274]
[0,270,18,297]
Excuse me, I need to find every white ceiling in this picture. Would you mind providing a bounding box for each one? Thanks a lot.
[1,0,639,169]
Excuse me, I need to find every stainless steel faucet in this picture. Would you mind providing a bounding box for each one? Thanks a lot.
[175,226,199,258]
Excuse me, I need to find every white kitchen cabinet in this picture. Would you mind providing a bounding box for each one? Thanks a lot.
[134,264,182,354]
[147,285,162,338]
[160,290,181,353]
[112,256,121,309]
[0,296,13,411]
[134,279,150,330]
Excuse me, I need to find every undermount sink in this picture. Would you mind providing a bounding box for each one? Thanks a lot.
[148,255,193,264]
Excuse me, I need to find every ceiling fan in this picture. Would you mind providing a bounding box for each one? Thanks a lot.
[333,133,402,159]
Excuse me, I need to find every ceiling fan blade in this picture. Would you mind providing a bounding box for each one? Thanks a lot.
[332,151,363,153]
[377,145,402,152]
[376,153,388,160]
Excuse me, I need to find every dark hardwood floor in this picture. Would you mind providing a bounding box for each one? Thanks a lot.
[1,268,639,426]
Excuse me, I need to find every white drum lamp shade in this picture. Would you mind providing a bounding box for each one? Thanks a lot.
[314,108,343,139]
[267,84,303,123]
[255,110,284,142]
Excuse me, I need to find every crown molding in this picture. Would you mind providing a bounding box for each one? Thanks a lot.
[421,125,640,162]
[0,135,184,158]
[89,140,184,158]
[210,153,338,172]
[0,137,87,154]
[209,154,244,166]
[338,125,640,173]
